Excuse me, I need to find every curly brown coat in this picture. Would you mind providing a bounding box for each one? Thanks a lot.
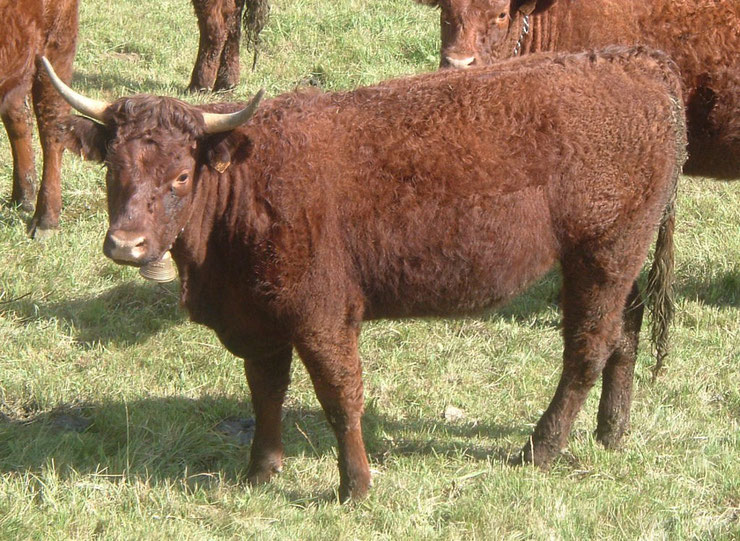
[62,46,686,501]
[417,0,740,178]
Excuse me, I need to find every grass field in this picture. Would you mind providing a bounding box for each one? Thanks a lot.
[1,0,738,538]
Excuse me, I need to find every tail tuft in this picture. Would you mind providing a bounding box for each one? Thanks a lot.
[243,0,271,71]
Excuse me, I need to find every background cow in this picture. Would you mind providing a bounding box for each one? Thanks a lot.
[1,0,78,237]
[188,0,270,92]
[46,46,685,501]
[416,0,740,179]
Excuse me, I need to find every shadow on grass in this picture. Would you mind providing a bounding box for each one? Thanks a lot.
[488,270,561,325]
[1,281,185,348]
[0,396,529,495]
[72,70,181,97]
[677,269,740,308]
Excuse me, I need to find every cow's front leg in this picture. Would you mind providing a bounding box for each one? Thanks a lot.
[242,344,293,485]
[295,326,369,502]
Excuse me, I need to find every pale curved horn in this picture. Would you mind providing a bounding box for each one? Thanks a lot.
[201,88,265,134]
[40,56,109,123]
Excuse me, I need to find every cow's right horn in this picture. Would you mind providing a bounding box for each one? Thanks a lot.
[201,89,265,133]
[40,56,109,123]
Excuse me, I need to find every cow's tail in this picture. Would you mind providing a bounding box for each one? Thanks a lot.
[645,188,676,381]
[242,0,271,71]
[644,56,687,380]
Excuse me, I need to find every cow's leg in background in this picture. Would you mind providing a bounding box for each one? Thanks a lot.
[28,5,77,238]
[596,281,643,448]
[1,91,36,213]
[213,0,244,92]
[519,265,636,467]
[189,0,228,92]
[243,345,293,485]
[29,62,71,237]
[296,326,370,502]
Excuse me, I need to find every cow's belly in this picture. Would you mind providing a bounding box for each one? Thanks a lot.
[357,190,558,319]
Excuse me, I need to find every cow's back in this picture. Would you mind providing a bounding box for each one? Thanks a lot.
[525,0,738,177]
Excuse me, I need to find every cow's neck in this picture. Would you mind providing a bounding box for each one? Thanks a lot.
[517,5,558,55]
[518,0,650,55]
[171,162,261,286]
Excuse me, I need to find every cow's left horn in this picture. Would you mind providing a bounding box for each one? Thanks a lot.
[40,56,109,123]
[201,89,265,134]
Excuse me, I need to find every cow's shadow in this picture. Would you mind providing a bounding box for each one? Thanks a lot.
[677,268,740,308]
[490,270,561,324]
[1,281,185,348]
[72,71,184,98]
[0,396,529,500]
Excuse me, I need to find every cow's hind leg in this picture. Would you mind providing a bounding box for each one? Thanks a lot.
[243,344,293,485]
[213,0,244,92]
[1,91,37,212]
[596,281,644,448]
[189,0,228,92]
[295,325,370,502]
[519,266,635,468]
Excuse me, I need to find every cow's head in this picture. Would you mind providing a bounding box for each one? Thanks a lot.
[41,57,262,267]
[416,0,555,67]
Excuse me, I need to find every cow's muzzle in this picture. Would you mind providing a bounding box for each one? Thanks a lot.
[442,55,476,69]
[104,229,149,265]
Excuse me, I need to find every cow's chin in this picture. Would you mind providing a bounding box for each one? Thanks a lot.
[106,253,157,268]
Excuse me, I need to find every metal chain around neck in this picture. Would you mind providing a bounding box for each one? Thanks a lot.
[512,15,531,56]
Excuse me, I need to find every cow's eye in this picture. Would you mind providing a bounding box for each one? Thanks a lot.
[171,171,191,195]
[498,12,507,20]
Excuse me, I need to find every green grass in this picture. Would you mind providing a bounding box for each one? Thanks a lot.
[1,0,739,538]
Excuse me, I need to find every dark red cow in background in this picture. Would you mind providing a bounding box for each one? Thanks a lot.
[44,47,685,500]
[188,0,270,92]
[1,0,78,237]
[415,0,740,179]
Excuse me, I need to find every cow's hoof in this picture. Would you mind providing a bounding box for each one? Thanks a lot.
[186,84,210,94]
[247,458,283,486]
[595,427,627,450]
[338,479,371,504]
[16,198,35,213]
[213,81,237,93]
[511,439,556,470]
[27,221,58,241]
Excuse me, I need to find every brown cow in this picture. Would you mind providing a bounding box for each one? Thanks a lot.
[416,0,740,179]
[1,0,78,237]
[45,46,685,501]
[188,0,270,93]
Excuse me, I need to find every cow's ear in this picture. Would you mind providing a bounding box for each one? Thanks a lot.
[202,131,253,174]
[62,116,109,162]
[515,0,556,15]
